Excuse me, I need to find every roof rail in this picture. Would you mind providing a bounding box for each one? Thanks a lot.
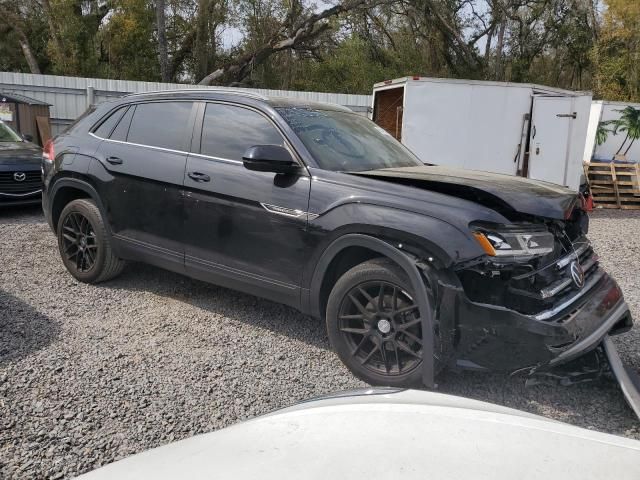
[124,88,269,101]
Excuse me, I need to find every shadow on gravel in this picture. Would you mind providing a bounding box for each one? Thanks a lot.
[102,263,330,351]
[0,290,60,364]
[0,204,44,224]
[94,263,640,433]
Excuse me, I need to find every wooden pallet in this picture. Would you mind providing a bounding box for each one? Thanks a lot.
[585,162,640,210]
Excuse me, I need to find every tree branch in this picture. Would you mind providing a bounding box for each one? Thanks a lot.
[198,0,392,85]
[0,4,41,73]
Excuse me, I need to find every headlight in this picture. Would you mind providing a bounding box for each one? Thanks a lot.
[472,224,554,258]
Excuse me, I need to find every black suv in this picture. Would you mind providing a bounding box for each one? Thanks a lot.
[42,89,632,387]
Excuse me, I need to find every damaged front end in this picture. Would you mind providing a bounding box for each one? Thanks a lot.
[350,165,637,413]
[434,206,633,374]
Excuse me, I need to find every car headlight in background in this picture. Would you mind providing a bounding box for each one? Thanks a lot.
[472,225,555,258]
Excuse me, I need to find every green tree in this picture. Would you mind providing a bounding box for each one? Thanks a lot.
[41,0,108,76]
[0,0,50,74]
[593,0,640,101]
[99,0,159,80]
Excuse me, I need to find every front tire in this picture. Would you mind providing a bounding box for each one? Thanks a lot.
[57,198,125,283]
[326,258,435,387]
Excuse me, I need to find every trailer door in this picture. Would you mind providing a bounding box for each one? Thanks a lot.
[372,86,404,141]
[527,96,575,186]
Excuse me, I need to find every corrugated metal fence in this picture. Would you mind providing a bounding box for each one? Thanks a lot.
[0,72,372,136]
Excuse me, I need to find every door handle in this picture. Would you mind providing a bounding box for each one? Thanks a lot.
[188,171,210,182]
[106,156,123,165]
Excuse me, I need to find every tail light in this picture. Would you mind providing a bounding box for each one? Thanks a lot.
[43,140,55,163]
[579,193,593,212]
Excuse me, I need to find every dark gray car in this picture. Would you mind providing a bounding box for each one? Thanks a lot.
[0,121,42,206]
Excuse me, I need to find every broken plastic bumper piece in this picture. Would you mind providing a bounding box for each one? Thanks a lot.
[603,336,640,420]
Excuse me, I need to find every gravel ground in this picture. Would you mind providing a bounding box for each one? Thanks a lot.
[1,206,639,479]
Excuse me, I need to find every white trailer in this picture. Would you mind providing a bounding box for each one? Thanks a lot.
[584,100,640,164]
[371,77,592,191]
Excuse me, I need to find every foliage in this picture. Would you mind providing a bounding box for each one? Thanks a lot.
[592,0,640,101]
[0,0,638,100]
[99,0,159,80]
[44,0,107,76]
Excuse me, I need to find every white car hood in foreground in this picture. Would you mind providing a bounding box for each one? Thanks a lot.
[77,389,640,480]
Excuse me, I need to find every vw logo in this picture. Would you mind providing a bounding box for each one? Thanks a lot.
[13,172,26,182]
[569,260,585,289]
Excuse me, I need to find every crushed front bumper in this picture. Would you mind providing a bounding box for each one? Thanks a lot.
[439,268,633,373]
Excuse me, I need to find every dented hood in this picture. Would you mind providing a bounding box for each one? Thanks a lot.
[351,165,579,220]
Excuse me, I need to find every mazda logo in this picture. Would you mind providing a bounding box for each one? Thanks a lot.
[569,260,585,289]
[13,172,26,182]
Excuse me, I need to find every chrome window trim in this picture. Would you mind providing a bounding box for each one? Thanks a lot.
[89,133,309,175]
[90,100,306,171]
[188,152,242,165]
[89,132,190,156]
[124,88,268,101]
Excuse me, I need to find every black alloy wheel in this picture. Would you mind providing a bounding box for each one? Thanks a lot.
[57,198,125,283]
[60,211,98,273]
[326,258,433,387]
[338,280,422,376]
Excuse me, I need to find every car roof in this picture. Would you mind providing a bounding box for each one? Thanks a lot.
[120,89,353,113]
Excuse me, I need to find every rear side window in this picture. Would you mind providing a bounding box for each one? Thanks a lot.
[93,107,127,138]
[199,103,284,160]
[126,102,193,150]
[110,106,134,141]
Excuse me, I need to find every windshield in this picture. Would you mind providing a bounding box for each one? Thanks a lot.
[0,121,23,142]
[277,107,422,172]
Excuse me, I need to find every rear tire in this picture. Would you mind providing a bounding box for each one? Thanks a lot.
[326,258,437,387]
[57,198,125,283]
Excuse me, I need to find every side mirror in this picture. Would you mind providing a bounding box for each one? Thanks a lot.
[23,134,33,142]
[242,145,300,175]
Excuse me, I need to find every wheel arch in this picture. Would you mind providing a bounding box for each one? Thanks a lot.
[50,177,109,235]
[308,233,436,388]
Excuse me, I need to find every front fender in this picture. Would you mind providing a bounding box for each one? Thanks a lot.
[308,233,436,388]
[304,203,484,282]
